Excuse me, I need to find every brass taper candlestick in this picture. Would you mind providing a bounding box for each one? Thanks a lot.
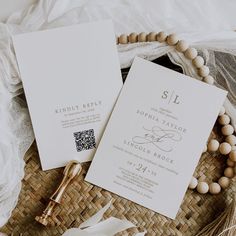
[35,160,82,226]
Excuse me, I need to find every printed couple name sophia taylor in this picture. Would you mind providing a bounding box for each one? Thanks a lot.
[136,109,187,134]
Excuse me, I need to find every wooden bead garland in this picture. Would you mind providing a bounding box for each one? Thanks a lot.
[147,32,157,42]
[209,182,221,195]
[198,65,210,77]
[226,135,236,146]
[190,107,236,194]
[207,139,219,152]
[218,176,230,189]
[230,150,236,161]
[156,31,167,42]
[221,124,234,136]
[118,34,128,44]
[203,75,214,85]
[197,182,209,194]
[224,167,234,178]
[218,114,230,125]
[192,56,204,68]
[219,142,232,155]
[189,177,198,189]
[185,48,198,60]
[128,33,138,43]
[176,40,188,52]
[117,31,236,195]
[166,33,179,46]
[138,32,147,42]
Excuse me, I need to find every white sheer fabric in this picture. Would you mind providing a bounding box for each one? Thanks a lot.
[1,0,236,227]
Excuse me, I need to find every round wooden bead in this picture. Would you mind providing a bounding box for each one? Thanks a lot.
[224,167,234,178]
[229,150,236,162]
[119,34,128,44]
[226,135,236,146]
[192,56,204,68]
[189,177,198,189]
[176,40,189,52]
[203,144,207,153]
[197,182,209,194]
[207,139,219,152]
[219,106,226,116]
[167,33,179,46]
[198,66,210,77]
[203,75,214,85]
[116,36,119,44]
[227,158,235,167]
[185,48,198,60]
[156,31,167,42]
[219,142,232,155]
[221,124,234,136]
[209,183,221,194]
[138,32,147,42]
[147,32,157,42]
[128,33,138,43]
[218,176,230,189]
[218,114,230,125]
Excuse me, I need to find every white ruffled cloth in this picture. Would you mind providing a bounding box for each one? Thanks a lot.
[1,0,236,230]
[62,201,146,236]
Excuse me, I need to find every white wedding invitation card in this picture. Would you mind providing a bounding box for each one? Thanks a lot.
[13,20,122,170]
[86,57,227,219]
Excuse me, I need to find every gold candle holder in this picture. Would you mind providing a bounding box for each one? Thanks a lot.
[35,160,82,226]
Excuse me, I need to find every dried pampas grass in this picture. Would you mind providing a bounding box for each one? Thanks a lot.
[196,197,236,236]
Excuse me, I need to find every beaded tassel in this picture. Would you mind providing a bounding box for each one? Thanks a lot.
[196,197,236,236]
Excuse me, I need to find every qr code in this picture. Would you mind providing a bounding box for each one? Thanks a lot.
[73,129,96,152]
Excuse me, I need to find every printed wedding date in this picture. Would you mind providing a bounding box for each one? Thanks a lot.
[126,161,157,176]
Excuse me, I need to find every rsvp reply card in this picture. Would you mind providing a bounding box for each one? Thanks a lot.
[13,20,122,170]
[86,57,227,219]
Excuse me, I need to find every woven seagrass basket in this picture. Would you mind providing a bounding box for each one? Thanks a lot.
[1,56,236,236]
